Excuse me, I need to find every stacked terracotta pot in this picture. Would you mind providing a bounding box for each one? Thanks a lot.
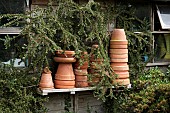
[53,50,76,89]
[74,52,89,88]
[39,67,54,89]
[89,44,103,86]
[109,29,130,86]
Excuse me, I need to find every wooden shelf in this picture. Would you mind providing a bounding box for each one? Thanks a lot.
[37,84,132,95]
[152,31,170,34]
[146,62,170,66]
[0,27,21,34]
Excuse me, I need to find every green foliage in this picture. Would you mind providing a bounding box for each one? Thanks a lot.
[0,0,114,102]
[0,65,48,113]
[121,67,170,113]
[104,67,170,113]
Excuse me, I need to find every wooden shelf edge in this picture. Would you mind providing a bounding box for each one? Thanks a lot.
[146,62,170,66]
[37,84,132,96]
[0,27,22,34]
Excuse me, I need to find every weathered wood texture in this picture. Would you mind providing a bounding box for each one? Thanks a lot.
[44,91,104,113]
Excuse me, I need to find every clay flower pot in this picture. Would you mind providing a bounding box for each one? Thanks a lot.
[39,67,54,89]
[110,40,128,45]
[54,80,75,86]
[110,58,128,62]
[110,44,128,49]
[54,50,76,89]
[76,75,88,82]
[110,54,128,59]
[74,51,89,69]
[113,71,129,79]
[109,49,128,54]
[56,50,75,58]
[111,29,127,40]
[76,81,88,87]
[112,78,130,86]
[55,63,75,80]
[74,69,88,75]
[111,63,129,71]
[53,57,76,63]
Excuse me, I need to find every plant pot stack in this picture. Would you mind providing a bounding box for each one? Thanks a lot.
[74,52,89,88]
[54,50,76,89]
[89,44,103,86]
[39,67,54,89]
[109,29,130,86]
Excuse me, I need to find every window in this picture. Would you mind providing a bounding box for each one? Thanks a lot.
[156,5,170,29]
[0,0,27,67]
[150,2,170,66]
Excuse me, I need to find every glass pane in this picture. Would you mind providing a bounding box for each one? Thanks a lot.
[155,34,170,62]
[157,5,170,29]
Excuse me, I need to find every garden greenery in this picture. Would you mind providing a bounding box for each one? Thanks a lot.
[1,0,169,112]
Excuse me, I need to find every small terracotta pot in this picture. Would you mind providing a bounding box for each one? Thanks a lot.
[54,84,75,89]
[109,49,128,54]
[112,78,130,85]
[56,50,75,58]
[74,69,88,75]
[76,75,88,81]
[39,67,54,89]
[110,54,128,59]
[54,57,76,63]
[113,71,129,79]
[110,40,128,45]
[54,80,75,86]
[76,81,88,88]
[110,44,128,49]
[110,58,128,62]
[111,29,127,40]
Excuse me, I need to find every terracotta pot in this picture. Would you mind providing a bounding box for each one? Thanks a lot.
[110,44,127,49]
[74,51,89,69]
[90,56,103,62]
[110,40,128,45]
[111,62,127,66]
[54,84,75,89]
[55,63,75,80]
[113,71,129,79]
[54,80,75,86]
[109,49,128,54]
[88,77,101,86]
[109,54,128,59]
[74,69,88,75]
[56,50,75,58]
[110,58,128,62]
[76,81,88,88]
[111,65,129,71]
[111,29,127,40]
[55,74,75,80]
[90,62,102,69]
[54,57,76,63]
[112,78,130,85]
[76,75,88,81]
[74,61,88,69]
[39,67,54,89]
